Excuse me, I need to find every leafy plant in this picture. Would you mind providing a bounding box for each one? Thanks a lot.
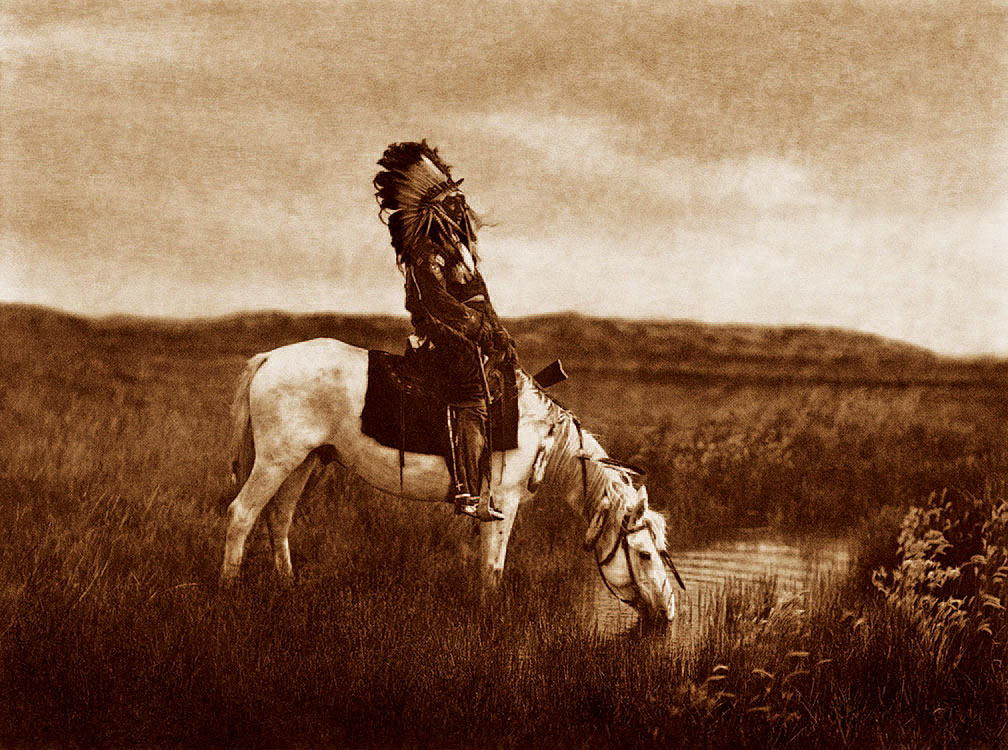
[873,483,1008,671]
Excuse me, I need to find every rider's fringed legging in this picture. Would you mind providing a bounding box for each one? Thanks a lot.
[452,402,487,497]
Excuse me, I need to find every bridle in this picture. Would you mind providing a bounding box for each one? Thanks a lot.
[594,510,652,607]
[572,420,685,610]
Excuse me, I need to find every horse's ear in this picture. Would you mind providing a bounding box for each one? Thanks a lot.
[628,497,646,526]
[584,497,612,550]
[622,486,649,528]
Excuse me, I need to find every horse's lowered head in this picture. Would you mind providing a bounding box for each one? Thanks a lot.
[585,462,682,625]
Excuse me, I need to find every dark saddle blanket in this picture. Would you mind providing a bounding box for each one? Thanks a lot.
[360,349,519,456]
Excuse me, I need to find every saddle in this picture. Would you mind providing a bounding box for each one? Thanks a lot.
[360,349,519,457]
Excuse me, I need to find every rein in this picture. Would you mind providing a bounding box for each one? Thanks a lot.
[574,419,644,607]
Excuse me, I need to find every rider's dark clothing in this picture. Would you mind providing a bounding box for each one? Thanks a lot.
[405,240,498,343]
[374,140,515,511]
[402,237,510,498]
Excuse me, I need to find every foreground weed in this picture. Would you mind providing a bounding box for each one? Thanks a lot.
[874,482,1008,673]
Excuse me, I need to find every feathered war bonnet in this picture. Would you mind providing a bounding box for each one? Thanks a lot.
[374,140,481,269]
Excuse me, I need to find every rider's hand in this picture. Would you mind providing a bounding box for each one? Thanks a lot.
[491,329,512,353]
[476,319,496,351]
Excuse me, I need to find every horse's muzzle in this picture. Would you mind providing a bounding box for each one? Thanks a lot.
[636,591,675,626]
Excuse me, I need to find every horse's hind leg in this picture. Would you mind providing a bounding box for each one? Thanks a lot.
[265,457,317,581]
[221,460,293,584]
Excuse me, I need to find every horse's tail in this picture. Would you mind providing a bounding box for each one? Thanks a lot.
[228,352,270,493]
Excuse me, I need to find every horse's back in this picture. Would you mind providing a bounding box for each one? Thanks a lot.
[256,338,367,387]
[248,338,370,446]
[268,336,367,366]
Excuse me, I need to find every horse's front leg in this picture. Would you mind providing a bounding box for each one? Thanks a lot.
[478,488,524,593]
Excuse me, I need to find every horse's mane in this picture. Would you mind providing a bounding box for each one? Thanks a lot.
[516,370,668,551]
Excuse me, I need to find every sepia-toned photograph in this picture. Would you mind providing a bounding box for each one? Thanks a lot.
[2,1,1006,747]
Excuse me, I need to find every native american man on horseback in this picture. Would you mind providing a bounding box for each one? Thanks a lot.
[374,141,517,522]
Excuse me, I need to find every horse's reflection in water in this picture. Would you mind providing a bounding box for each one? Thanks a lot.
[221,338,684,624]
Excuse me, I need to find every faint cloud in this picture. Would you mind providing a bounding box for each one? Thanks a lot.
[472,109,822,215]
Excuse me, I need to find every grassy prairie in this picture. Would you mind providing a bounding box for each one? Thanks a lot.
[1,305,1006,748]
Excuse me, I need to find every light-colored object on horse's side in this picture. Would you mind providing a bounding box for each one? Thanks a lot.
[221,337,679,623]
[526,424,555,493]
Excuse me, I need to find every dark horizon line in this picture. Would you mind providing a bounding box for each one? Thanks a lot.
[7,300,1008,362]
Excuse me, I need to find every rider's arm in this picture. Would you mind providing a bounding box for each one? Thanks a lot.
[408,250,491,345]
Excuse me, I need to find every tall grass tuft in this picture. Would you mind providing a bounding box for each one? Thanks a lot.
[873,482,1008,673]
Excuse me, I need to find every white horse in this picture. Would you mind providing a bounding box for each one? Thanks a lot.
[222,337,680,623]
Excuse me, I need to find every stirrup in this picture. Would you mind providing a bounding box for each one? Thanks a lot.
[454,494,505,522]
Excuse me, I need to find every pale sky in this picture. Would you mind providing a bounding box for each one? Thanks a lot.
[2,0,1006,355]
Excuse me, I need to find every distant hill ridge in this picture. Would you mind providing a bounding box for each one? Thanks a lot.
[3,303,1005,385]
